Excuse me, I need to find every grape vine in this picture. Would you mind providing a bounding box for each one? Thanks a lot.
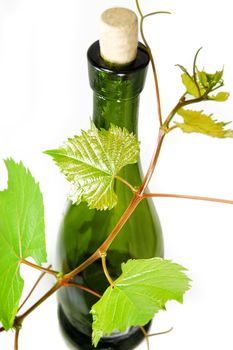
[0,1,233,350]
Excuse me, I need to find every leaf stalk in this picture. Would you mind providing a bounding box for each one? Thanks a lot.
[164,94,209,128]
[101,253,115,287]
[114,175,137,193]
[20,259,59,277]
[143,193,233,205]
[63,282,101,299]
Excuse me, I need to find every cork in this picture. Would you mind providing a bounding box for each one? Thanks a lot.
[99,7,138,65]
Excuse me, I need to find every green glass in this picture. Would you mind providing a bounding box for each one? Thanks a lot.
[57,41,164,350]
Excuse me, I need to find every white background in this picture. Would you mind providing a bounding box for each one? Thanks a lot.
[0,0,233,349]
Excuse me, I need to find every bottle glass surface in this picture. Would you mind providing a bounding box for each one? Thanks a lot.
[57,41,164,350]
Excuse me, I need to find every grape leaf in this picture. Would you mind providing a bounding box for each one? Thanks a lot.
[0,159,46,330]
[197,70,208,88]
[198,69,223,89]
[91,258,190,347]
[179,62,225,100]
[176,108,233,138]
[209,92,229,102]
[45,122,140,210]
[181,73,204,98]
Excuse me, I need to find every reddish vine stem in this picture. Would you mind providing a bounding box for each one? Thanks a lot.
[21,259,58,277]
[63,250,101,282]
[63,282,101,299]
[139,129,165,195]
[63,194,143,281]
[18,264,52,312]
[143,193,233,205]
[98,195,143,252]
[0,326,5,333]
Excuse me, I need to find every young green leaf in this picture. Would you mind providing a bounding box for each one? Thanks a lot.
[181,73,204,98]
[0,159,46,330]
[91,258,190,347]
[209,91,229,102]
[178,54,225,100]
[206,70,223,87]
[197,70,208,88]
[45,122,140,210]
[198,70,224,89]
[176,108,233,138]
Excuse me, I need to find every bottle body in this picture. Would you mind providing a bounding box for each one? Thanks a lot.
[57,42,164,349]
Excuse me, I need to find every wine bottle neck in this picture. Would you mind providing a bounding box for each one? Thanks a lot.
[87,41,150,133]
[92,93,139,133]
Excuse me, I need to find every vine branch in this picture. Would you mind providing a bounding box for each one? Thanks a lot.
[14,328,20,350]
[63,282,101,299]
[17,282,61,324]
[63,194,142,281]
[139,129,165,195]
[20,260,58,277]
[143,193,233,205]
[164,94,209,128]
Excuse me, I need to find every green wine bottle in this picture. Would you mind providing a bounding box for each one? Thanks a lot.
[57,8,164,350]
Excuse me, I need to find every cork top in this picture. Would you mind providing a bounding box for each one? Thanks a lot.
[99,7,138,65]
